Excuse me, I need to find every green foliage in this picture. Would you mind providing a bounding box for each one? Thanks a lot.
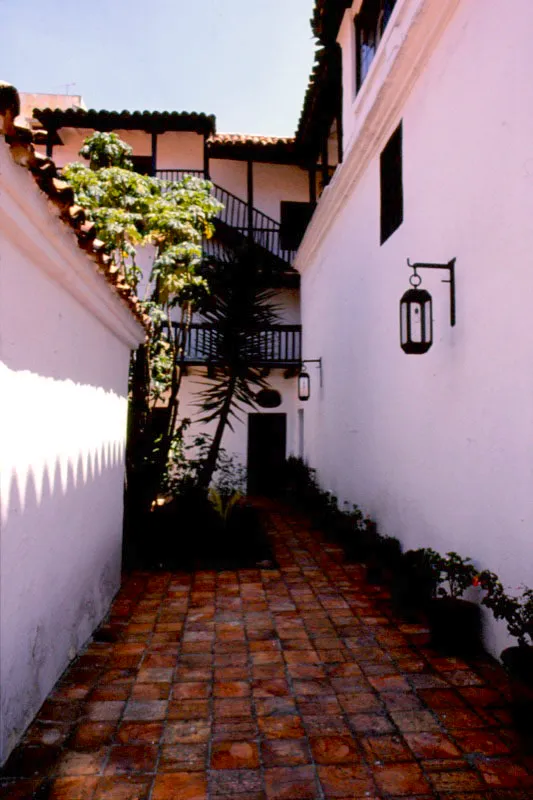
[479,572,533,647]
[208,488,243,524]
[63,132,224,512]
[436,551,478,598]
[408,549,477,598]
[80,131,133,169]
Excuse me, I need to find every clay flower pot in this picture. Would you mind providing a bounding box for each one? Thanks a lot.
[501,645,533,737]
[428,597,483,655]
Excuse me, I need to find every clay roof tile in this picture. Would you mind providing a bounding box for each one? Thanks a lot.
[0,82,148,333]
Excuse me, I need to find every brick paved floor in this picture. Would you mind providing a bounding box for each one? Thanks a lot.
[2,503,533,799]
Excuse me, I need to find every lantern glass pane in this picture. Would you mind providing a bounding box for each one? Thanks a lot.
[400,301,408,344]
[410,301,423,343]
[424,300,432,343]
[298,373,310,401]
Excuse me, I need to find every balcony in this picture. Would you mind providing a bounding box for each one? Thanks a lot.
[155,169,297,267]
[171,323,302,366]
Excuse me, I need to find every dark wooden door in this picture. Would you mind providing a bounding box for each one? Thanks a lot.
[247,413,287,495]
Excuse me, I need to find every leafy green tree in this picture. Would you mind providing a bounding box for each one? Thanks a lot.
[63,132,222,519]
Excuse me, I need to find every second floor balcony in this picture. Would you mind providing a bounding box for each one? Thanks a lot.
[171,323,302,367]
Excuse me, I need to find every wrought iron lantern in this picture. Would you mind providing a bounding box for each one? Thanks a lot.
[400,259,456,354]
[298,369,311,401]
[297,358,322,401]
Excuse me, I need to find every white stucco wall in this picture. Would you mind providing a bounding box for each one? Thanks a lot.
[157,131,204,171]
[298,0,533,657]
[177,371,302,477]
[209,159,310,222]
[0,139,144,764]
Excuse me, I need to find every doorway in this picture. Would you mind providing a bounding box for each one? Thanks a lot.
[247,413,287,495]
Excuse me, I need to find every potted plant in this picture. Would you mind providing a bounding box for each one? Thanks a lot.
[426,551,483,655]
[391,547,442,622]
[479,573,533,735]
[364,527,403,585]
[340,508,377,562]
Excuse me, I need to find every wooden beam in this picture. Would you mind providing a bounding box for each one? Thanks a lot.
[336,111,343,164]
[151,132,158,176]
[247,158,254,241]
[309,166,317,205]
[46,130,54,159]
[321,136,329,190]
[203,133,210,178]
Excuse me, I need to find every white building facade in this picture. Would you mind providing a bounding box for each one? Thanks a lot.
[296,0,533,656]
[0,86,145,764]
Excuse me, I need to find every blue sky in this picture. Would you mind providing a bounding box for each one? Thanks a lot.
[1,0,317,136]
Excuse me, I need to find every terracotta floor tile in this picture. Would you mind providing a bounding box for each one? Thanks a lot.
[159,744,207,772]
[93,776,151,799]
[317,764,375,798]
[172,682,211,699]
[104,745,158,775]
[390,710,441,732]
[115,723,163,745]
[360,735,414,764]
[167,699,210,719]
[89,686,130,702]
[212,721,259,742]
[264,765,317,799]
[208,768,263,796]
[45,777,98,799]
[210,741,260,769]
[130,683,170,700]
[213,698,253,719]
[258,716,305,740]
[151,772,207,800]
[309,735,359,765]
[260,739,311,767]
[213,681,250,698]
[85,702,126,722]
[404,731,461,759]
[122,701,167,721]
[252,680,290,698]
[5,503,533,800]
[477,758,532,788]
[348,713,395,734]
[426,768,485,792]
[337,692,382,713]
[373,762,431,795]
[162,721,210,744]
[255,697,297,716]
[56,749,108,776]
[453,730,511,756]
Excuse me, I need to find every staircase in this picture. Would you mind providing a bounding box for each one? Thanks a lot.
[156,169,297,270]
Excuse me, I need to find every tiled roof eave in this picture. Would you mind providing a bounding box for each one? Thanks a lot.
[34,107,217,136]
[0,82,150,333]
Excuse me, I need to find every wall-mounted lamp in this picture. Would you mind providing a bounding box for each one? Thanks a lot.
[298,359,322,401]
[400,258,456,354]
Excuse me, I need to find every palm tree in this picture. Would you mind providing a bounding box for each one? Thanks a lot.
[195,245,280,489]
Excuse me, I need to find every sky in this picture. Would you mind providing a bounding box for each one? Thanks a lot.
[0,0,317,136]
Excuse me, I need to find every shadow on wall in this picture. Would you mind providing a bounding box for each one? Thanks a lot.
[0,438,126,763]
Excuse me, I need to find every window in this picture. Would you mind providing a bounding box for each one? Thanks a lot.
[279,202,316,252]
[355,0,398,91]
[380,121,403,244]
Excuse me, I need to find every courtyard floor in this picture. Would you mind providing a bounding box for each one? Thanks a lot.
[2,503,533,799]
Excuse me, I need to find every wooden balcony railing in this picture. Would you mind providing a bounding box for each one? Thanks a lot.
[156,169,296,265]
[170,323,302,366]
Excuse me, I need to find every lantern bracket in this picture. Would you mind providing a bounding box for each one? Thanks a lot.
[406,258,456,327]
[300,358,323,387]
